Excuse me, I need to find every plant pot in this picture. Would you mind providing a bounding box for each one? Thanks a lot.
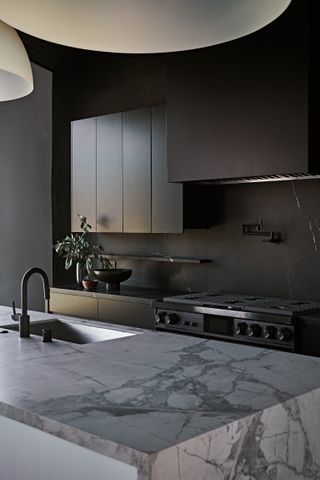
[82,279,98,291]
[93,269,132,292]
[76,262,85,286]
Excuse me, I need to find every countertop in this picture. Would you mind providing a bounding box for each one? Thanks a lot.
[0,305,319,479]
[51,284,183,304]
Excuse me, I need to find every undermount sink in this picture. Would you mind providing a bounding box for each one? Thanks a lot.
[2,319,136,344]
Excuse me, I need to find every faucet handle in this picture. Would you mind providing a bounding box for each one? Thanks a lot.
[11,301,20,322]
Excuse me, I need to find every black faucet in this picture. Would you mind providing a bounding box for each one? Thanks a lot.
[12,267,50,338]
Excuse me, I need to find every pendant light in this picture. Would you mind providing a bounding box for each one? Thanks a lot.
[0,20,33,101]
[0,0,292,54]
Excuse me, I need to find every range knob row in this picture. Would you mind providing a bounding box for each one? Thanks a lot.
[234,322,291,342]
[155,312,179,325]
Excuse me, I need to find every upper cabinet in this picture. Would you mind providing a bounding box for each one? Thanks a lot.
[71,117,96,232]
[123,108,152,233]
[152,105,183,233]
[166,8,308,183]
[71,105,183,233]
[97,113,123,232]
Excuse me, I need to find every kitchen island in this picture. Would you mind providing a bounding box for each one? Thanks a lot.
[0,305,319,480]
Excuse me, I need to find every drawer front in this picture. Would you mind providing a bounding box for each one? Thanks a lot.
[98,298,153,329]
[50,293,97,320]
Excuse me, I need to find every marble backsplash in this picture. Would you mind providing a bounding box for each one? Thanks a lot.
[92,179,320,301]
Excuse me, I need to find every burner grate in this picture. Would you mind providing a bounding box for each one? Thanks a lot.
[162,291,320,316]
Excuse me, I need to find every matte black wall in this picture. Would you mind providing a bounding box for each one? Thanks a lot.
[53,0,318,300]
[0,64,52,310]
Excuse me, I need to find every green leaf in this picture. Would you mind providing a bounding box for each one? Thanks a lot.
[54,213,111,274]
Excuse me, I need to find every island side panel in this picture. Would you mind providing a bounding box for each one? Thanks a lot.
[0,415,138,480]
[149,388,320,480]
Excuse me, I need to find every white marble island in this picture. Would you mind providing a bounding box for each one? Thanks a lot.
[0,305,319,480]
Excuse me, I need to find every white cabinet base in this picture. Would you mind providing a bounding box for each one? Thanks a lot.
[0,415,137,480]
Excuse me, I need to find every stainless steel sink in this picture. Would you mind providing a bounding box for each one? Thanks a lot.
[2,319,136,344]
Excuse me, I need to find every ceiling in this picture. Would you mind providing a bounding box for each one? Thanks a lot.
[17,0,303,73]
[18,30,110,72]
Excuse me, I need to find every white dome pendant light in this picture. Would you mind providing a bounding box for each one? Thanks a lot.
[0,20,33,101]
[0,0,292,54]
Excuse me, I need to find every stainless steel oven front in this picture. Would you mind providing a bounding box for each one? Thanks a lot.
[153,302,296,352]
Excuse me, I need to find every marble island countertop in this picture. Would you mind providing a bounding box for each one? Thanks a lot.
[0,305,320,479]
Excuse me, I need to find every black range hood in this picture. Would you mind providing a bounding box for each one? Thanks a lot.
[184,173,319,186]
[166,0,311,186]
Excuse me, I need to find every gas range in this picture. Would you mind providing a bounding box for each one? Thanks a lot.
[153,292,320,352]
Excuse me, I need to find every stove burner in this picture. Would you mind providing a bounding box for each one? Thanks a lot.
[162,291,320,316]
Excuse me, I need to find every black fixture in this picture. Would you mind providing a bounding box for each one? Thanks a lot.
[242,219,282,243]
[12,267,50,338]
[42,328,52,343]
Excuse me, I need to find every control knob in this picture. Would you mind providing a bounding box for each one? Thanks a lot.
[164,313,179,325]
[247,323,262,337]
[155,311,166,324]
[234,322,247,336]
[263,325,276,339]
[276,328,292,342]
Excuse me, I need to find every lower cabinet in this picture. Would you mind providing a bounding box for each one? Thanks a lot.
[98,298,153,329]
[50,293,97,319]
[50,292,154,329]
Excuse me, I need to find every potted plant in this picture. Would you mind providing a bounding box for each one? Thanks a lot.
[54,214,111,288]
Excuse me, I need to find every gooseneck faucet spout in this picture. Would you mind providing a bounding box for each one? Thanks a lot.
[12,267,50,338]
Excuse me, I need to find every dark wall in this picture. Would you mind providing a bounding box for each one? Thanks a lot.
[53,0,318,300]
[0,64,52,310]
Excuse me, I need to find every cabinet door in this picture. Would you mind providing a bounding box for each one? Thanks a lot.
[98,298,154,329]
[152,105,183,233]
[50,293,98,320]
[123,108,151,233]
[97,113,123,232]
[71,118,96,232]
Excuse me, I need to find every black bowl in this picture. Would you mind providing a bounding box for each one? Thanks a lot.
[93,269,132,292]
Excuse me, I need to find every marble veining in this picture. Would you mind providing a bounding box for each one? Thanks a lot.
[0,305,320,479]
[150,389,320,480]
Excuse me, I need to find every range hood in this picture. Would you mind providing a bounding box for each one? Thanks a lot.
[184,173,319,186]
[166,0,310,186]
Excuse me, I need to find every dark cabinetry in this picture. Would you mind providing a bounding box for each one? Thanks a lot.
[71,118,97,232]
[97,113,123,232]
[49,289,155,329]
[50,292,98,320]
[98,298,153,329]
[123,107,152,232]
[152,105,183,232]
[71,105,183,233]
